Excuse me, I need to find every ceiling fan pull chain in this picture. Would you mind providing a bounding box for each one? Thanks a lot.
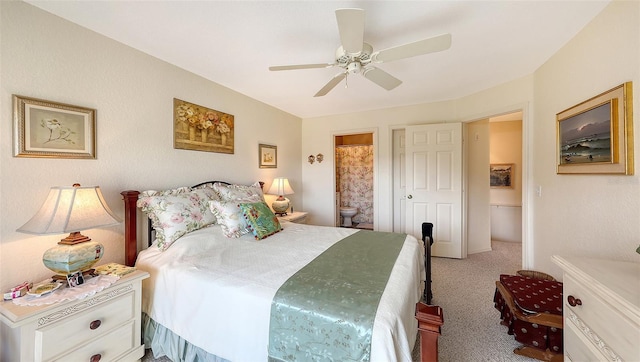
[345,72,349,89]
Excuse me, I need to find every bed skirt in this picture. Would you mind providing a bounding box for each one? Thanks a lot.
[143,313,230,362]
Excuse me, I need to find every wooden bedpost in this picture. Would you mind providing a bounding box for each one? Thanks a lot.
[416,302,444,362]
[121,190,140,267]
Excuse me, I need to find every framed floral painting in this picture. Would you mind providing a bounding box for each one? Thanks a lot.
[13,95,96,159]
[174,98,234,154]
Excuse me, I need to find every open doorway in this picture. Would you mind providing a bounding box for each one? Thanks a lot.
[334,133,374,230]
[489,113,523,245]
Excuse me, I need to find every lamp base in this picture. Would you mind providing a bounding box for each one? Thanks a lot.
[271,197,290,216]
[43,237,104,276]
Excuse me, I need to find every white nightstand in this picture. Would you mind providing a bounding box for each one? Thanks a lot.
[1,270,149,362]
[277,211,309,224]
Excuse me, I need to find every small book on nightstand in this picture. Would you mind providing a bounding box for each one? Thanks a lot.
[94,263,136,277]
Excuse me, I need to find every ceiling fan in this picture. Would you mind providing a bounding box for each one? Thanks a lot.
[269,8,452,97]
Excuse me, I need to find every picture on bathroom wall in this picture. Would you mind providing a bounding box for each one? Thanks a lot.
[490,164,513,188]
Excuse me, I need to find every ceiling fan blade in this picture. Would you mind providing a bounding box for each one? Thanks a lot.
[314,72,347,97]
[372,33,452,63]
[362,67,402,91]
[269,63,333,71]
[335,8,365,54]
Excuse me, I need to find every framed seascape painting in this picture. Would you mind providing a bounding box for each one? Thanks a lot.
[490,164,513,188]
[556,82,634,175]
[13,95,96,159]
[259,144,277,168]
[174,98,234,154]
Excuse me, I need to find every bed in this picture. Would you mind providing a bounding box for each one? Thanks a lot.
[121,181,428,361]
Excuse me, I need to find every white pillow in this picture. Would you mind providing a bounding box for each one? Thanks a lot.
[209,195,263,238]
[137,188,219,251]
[213,181,264,202]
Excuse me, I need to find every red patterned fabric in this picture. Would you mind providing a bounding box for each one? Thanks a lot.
[493,274,563,353]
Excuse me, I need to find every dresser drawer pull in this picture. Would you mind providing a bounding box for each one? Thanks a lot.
[90,353,101,362]
[567,295,582,307]
[89,319,102,330]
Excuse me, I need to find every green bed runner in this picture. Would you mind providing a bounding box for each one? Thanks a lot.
[268,230,407,362]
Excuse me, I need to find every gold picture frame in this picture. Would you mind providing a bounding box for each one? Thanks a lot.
[174,98,234,154]
[13,95,96,159]
[556,82,634,175]
[490,164,514,188]
[259,144,277,168]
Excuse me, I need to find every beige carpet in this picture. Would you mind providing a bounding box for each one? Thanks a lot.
[143,240,535,362]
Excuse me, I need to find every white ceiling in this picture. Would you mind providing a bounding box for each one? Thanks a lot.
[27,1,610,119]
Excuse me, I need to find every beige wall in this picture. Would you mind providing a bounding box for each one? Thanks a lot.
[0,1,302,291]
[490,121,523,206]
[532,0,640,277]
[466,120,491,254]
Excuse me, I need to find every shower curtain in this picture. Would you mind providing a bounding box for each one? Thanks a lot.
[336,145,373,225]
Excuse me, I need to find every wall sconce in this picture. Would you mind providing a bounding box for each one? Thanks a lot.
[316,153,324,163]
[308,155,315,164]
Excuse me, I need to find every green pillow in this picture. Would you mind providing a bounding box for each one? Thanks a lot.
[239,202,283,240]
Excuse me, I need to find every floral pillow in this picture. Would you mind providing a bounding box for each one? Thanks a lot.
[239,202,282,240]
[213,181,264,202]
[209,195,263,238]
[137,188,218,251]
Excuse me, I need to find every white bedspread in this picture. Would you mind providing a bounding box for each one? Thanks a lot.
[135,222,424,362]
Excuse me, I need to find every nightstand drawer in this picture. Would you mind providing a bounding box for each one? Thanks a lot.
[54,321,135,362]
[36,291,135,360]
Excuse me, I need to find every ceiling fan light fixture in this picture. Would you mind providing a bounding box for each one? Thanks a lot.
[347,62,361,74]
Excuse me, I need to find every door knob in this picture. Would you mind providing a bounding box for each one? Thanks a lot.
[407,195,413,199]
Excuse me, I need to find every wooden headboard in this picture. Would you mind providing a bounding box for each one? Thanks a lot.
[120,181,264,267]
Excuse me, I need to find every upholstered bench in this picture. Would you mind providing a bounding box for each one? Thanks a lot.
[493,274,564,362]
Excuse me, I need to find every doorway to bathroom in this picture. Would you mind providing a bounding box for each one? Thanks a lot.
[334,132,374,230]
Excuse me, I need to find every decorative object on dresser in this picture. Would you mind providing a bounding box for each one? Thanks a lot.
[259,143,277,168]
[13,95,96,159]
[0,270,149,362]
[16,184,121,279]
[173,98,234,154]
[556,82,634,175]
[277,211,308,224]
[267,177,294,216]
[552,255,640,362]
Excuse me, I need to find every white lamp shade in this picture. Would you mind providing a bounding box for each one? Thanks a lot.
[267,178,294,196]
[17,185,121,235]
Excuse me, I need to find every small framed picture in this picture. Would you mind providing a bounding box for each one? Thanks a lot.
[13,95,96,159]
[259,144,277,168]
[490,164,514,188]
[66,271,85,288]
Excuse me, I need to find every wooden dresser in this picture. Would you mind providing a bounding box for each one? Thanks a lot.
[552,255,640,361]
[1,270,149,362]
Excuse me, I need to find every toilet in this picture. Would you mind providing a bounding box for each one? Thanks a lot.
[339,207,358,227]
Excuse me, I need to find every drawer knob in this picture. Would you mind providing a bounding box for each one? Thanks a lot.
[90,353,101,362]
[567,295,582,307]
[89,319,102,330]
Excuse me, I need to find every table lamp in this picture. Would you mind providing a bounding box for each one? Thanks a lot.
[267,177,294,216]
[16,184,122,278]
